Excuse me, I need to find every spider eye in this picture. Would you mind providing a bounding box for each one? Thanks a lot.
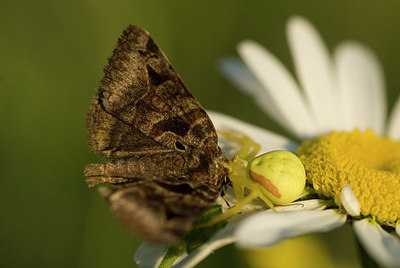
[249,150,306,205]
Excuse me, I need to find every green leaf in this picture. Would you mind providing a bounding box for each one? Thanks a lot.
[157,205,228,268]
[158,242,186,268]
[185,205,227,253]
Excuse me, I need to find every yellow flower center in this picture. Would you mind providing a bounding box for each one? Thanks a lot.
[296,130,400,226]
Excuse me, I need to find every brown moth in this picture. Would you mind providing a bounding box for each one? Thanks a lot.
[84,25,229,245]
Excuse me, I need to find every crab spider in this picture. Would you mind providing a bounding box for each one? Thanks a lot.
[203,131,306,227]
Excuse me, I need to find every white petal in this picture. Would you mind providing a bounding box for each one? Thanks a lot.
[387,96,400,140]
[334,42,386,135]
[207,111,298,155]
[238,40,317,139]
[134,242,166,268]
[218,58,263,97]
[235,209,346,248]
[353,219,400,267]
[275,199,331,212]
[228,198,331,225]
[218,58,291,128]
[396,222,400,237]
[287,16,339,132]
[340,184,360,216]
[173,223,238,268]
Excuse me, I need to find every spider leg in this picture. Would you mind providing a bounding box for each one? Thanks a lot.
[197,190,259,227]
[231,173,276,211]
[218,131,260,161]
[241,136,261,162]
[257,192,276,211]
[232,181,244,203]
[201,130,275,228]
[199,172,265,227]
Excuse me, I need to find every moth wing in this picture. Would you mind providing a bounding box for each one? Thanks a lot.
[87,98,171,158]
[88,25,219,158]
[86,25,229,244]
[99,180,217,244]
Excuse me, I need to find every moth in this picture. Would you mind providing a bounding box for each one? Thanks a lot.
[84,25,229,244]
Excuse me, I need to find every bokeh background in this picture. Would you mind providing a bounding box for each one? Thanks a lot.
[2,0,400,267]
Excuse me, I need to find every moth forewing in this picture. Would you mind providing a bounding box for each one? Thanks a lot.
[85,25,228,244]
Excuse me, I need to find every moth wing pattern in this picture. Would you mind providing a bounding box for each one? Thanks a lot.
[85,25,228,244]
[88,25,218,157]
[98,181,217,244]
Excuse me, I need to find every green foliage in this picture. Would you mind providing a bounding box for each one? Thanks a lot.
[159,205,227,267]
[158,243,186,268]
[185,205,227,254]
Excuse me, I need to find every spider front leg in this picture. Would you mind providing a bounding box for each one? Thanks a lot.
[219,131,260,204]
[218,131,261,161]
[198,132,272,227]
[219,131,261,204]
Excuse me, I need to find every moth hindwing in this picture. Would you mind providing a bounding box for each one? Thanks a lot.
[84,25,228,244]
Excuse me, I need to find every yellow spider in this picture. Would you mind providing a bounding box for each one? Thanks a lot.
[203,131,307,226]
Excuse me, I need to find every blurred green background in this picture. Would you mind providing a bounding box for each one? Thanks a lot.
[2,0,400,267]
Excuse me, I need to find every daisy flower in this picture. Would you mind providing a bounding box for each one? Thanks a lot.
[135,16,400,267]
[217,16,400,267]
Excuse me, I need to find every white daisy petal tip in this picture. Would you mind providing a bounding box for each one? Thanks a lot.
[287,13,342,133]
[353,219,400,267]
[236,37,318,138]
[134,242,166,268]
[234,210,346,248]
[287,15,313,32]
[237,39,259,54]
[334,40,387,135]
[217,57,261,97]
[340,184,361,216]
[336,40,384,78]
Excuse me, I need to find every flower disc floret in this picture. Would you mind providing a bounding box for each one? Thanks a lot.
[296,130,400,225]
